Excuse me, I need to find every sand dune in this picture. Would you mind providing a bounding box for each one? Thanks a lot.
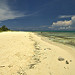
[0,32,75,75]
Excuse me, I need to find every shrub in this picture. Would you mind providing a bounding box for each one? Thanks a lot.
[0,25,10,31]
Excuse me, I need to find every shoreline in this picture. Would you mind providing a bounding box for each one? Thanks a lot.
[36,33,75,57]
[35,32,75,56]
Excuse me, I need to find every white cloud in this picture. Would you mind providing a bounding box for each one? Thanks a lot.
[59,15,75,18]
[71,16,75,23]
[49,16,75,30]
[59,26,71,30]
[52,20,72,26]
[0,0,25,22]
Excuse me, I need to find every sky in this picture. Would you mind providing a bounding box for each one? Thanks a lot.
[0,0,75,31]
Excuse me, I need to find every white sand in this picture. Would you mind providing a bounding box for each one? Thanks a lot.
[0,32,75,75]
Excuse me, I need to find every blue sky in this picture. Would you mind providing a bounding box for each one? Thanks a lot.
[0,0,75,31]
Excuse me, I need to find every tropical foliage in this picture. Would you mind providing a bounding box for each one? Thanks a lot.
[0,25,10,31]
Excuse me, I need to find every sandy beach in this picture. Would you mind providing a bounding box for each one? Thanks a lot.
[0,31,75,75]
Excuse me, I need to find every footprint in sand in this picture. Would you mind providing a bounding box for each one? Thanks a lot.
[58,57,65,61]
[66,60,69,64]
[0,66,5,68]
[8,65,13,68]
[17,67,27,75]
[44,48,51,50]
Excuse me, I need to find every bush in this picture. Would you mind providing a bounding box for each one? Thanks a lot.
[0,25,10,31]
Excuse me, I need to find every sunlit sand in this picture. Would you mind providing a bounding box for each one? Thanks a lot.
[0,32,75,75]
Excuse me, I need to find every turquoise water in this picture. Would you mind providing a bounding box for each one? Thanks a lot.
[37,31,75,47]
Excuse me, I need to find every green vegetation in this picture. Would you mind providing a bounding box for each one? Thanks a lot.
[0,25,10,32]
[37,32,75,47]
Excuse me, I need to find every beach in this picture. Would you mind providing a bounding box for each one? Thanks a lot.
[0,31,75,75]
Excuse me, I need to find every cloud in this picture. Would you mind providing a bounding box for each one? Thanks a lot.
[49,16,75,30]
[52,20,72,26]
[59,15,75,18]
[0,0,25,22]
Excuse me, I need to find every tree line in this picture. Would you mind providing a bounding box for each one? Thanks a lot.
[0,25,10,31]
